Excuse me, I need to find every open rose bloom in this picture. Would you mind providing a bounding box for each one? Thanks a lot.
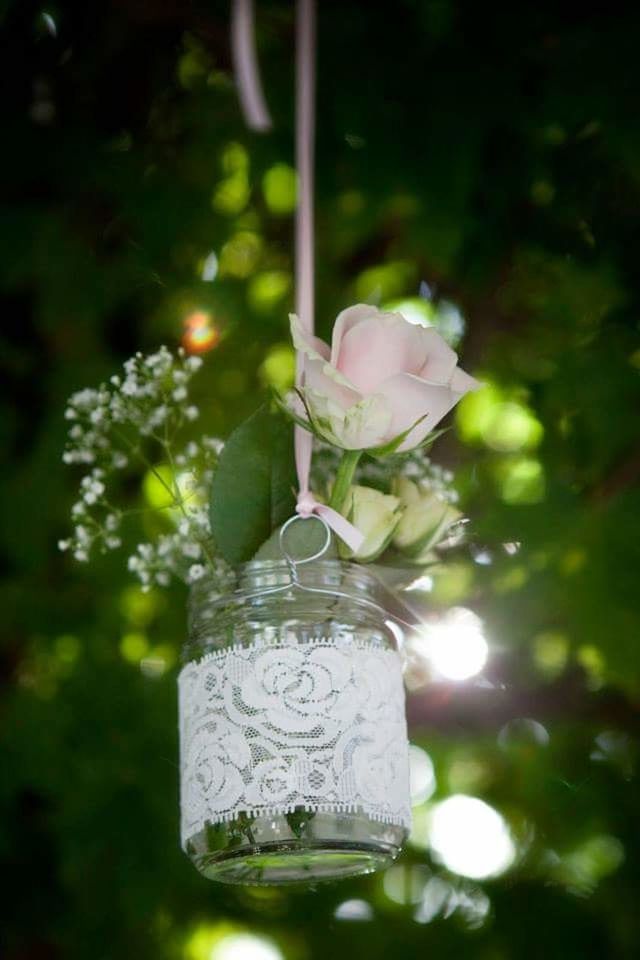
[291,304,480,451]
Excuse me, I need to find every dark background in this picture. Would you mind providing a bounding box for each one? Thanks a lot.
[1,1,639,957]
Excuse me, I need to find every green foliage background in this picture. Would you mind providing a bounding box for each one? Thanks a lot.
[1,1,639,957]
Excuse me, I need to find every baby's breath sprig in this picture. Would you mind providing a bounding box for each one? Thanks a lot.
[311,442,459,504]
[59,347,227,590]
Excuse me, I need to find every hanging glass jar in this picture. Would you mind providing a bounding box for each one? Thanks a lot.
[179,548,411,885]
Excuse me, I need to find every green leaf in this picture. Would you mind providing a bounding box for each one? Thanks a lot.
[209,404,297,565]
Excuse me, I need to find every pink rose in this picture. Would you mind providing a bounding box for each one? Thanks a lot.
[290,304,480,451]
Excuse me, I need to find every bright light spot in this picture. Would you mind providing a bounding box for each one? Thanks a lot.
[186,927,282,960]
[384,297,435,327]
[262,163,297,214]
[435,300,466,346]
[182,309,220,354]
[406,574,434,593]
[472,548,493,566]
[383,865,430,905]
[334,899,373,922]
[211,934,283,960]
[429,795,516,880]
[417,607,488,681]
[503,541,521,555]
[409,745,437,805]
[382,296,465,346]
[201,251,219,282]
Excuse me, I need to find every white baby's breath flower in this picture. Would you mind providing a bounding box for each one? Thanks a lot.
[187,563,205,583]
[61,346,227,590]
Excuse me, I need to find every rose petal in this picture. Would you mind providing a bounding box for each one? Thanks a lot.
[416,327,459,384]
[290,313,331,362]
[375,373,462,450]
[304,387,391,450]
[330,303,379,366]
[337,313,429,393]
[450,366,482,393]
[303,355,362,412]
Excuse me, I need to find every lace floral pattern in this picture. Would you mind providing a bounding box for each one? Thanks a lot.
[178,639,411,846]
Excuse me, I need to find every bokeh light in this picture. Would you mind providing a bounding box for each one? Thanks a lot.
[248,270,291,312]
[415,607,488,681]
[384,296,466,346]
[186,926,283,960]
[182,309,220,354]
[457,381,543,453]
[258,344,296,392]
[409,744,437,805]
[262,163,297,214]
[334,899,373,922]
[212,143,250,216]
[219,232,263,278]
[200,251,219,282]
[429,795,516,879]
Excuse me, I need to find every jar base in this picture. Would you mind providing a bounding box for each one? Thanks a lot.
[194,839,400,885]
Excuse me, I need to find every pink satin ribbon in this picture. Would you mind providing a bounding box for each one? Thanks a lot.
[233,0,364,553]
[231,0,272,131]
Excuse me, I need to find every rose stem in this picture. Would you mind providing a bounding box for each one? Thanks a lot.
[328,449,362,513]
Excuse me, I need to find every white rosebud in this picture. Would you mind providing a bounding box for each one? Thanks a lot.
[58,539,71,552]
[185,405,199,421]
[186,356,203,371]
[172,386,187,402]
[392,477,462,558]
[341,485,402,562]
[73,549,89,562]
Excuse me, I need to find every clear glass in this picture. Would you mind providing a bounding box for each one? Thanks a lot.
[180,560,409,885]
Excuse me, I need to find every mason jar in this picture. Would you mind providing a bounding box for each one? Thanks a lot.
[179,558,411,885]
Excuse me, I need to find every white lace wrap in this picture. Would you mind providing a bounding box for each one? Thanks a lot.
[179,638,411,847]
